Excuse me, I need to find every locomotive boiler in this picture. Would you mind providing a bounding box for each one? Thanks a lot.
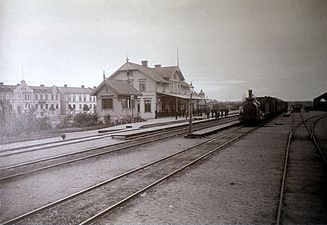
[239,90,288,125]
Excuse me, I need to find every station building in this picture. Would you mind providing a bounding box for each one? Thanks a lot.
[93,60,207,123]
[92,79,142,123]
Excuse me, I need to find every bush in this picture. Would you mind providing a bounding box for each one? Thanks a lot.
[0,100,52,140]
[104,114,111,125]
[73,113,98,127]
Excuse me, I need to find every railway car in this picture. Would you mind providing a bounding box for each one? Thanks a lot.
[239,90,288,125]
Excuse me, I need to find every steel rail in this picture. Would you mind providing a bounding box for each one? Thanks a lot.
[1,118,229,171]
[301,113,327,165]
[0,126,193,182]
[0,115,236,157]
[0,118,238,182]
[0,131,113,155]
[79,128,255,225]
[0,133,112,158]
[2,126,247,225]
[275,112,327,225]
[0,115,237,155]
[275,123,294,225]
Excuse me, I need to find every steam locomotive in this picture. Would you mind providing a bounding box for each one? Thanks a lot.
[239,90,288,125]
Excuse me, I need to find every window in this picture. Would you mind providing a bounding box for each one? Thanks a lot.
[51,95,54,100]
[45,94,48,100]
[121,97,131,108]
[73,104,76,109]
[79,104,82,109]
[40,94,43,100]
[102,98,113,109]
[139,80,146,92]
[84,96,86,102]
[46,104,48,109]
[89,96,92,101]
[56,95,59,100]
[56,104,59,109]
[79,96,82,102]
[144,99,151,112]
[35,104,38,109]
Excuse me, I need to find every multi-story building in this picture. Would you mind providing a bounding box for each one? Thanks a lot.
[93,60,207,121]
[31,84,61,117]
[0,81,96,117]
[0,82,15,109]
[58,85,96,115]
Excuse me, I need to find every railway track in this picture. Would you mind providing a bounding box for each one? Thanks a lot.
[275,112,327,225]
[2,125,255,225]
[0,132,113,157]
[0,114,237,156]
[0,117,238,182]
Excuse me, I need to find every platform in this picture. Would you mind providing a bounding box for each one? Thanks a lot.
[185,120,241,138]
[110,119,208,140]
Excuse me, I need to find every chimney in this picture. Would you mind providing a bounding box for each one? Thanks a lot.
[154,64,161,68]
[93,86,96,89]
[81,85,84,88]
[141,60,148,67]
[40,84,44,87]
[64,84,67,87]
[103,70,106,81]
[248,90,253,98]
[0,82,3,85]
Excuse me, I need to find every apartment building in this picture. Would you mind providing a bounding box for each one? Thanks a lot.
[0,81,96,117]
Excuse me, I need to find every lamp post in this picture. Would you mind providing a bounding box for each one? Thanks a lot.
[188,82,194,134]
[131,95,134,123]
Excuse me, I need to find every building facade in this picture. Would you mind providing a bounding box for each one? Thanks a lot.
[92,79,142,123]
[0,81,96,117]
[94,60,207,121]
[58,85,96,115]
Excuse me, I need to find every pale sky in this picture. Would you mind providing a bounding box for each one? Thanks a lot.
[0,0,326,101]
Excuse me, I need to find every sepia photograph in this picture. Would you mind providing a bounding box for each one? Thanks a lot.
[0,0,327,224]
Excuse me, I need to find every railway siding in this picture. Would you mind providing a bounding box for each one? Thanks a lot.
[282,112,327,224]
[94,115,291,224]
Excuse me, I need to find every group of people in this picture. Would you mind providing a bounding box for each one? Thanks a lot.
[173,107,230,120]
[204,108,229,120]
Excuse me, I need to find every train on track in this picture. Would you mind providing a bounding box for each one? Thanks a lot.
[239,90,288,125]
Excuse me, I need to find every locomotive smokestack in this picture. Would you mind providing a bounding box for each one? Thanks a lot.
[248,90,253,98]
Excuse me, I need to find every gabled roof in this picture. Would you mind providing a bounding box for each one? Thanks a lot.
[154,66,185,80]
[181,81,191,87]
[314,92,327,101]
[110,61,185,83]
[92,79,142,96]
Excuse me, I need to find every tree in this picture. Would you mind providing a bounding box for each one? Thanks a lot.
[83,104,90,112]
